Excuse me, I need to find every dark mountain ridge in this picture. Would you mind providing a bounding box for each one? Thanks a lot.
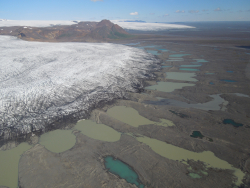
[0,19,131,42]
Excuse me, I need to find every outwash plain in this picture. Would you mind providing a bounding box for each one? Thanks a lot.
[0,20,250,188]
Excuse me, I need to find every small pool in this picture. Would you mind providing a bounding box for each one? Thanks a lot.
[166,72,198,82]
[209,82,215,85]
[190,131,204,139]
[220,79,237,82]
[159,49,168,52]
[223,119,243,127]
[104,156,144,188]
[39,130,76,153]
[169,54,191,58]
[180,65,201,67]
[193,59,209,63]
[167,59,184,62]
[189,173,202,179]
[179,68,200,71]
[145,82,195,93]
[146,50,160,55]
[227,71,234,73]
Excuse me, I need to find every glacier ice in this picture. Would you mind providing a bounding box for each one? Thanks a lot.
[112,20,195,31]
[0,36,160,140]
[0,20,195,31]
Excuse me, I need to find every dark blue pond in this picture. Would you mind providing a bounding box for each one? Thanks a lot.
[220,79,237,82]
[190,131,204,139]
[223,119,243,127]
[209,82,215,85]
[227,71,234,73]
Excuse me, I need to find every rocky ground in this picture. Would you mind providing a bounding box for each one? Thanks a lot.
[16,34,250,188]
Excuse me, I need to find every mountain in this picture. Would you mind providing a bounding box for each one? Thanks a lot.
[0,19,131,42]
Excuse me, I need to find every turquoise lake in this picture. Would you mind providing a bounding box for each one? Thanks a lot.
[146,50,160,55]
[104,156,144,188]
[179,68,200,71]
[180,65,201,67]
[193,59,209,63]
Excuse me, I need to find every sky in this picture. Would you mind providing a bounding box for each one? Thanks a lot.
[0,0,250,22]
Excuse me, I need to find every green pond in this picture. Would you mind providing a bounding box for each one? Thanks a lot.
[162,65,172,68]
[193,59,209,63]
[136,136,245,186]
[190,131,204,139]
[104,156,144,188]
[180,65,201,67]
[167,58,184,62]
[72,106,245,187]
[145,82,195,93]
[39,130,76,153]
[150,94,228,111]
[0,143,32,188]
[146,50,160,55]
[179,68,200,71]
[169,54,191,57]
[168,58,184,59]
[205,73,215,75]
[107,106,174,127]
[74,120,121,142]
[166,72,198,82]
[189,173,202,179]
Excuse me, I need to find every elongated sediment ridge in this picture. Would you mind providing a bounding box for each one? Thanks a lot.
[0,36,160,141]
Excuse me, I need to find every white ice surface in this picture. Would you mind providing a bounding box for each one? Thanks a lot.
[0,19,194,31]
[112,20,195,31]
[0,36,159,138]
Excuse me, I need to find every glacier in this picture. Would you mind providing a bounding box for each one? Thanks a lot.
[0,20,195,31]
[0,36,160,140]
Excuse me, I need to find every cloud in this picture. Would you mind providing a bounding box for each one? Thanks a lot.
[91,0,103,1]
[247,9,250,12]
[202,9,209,12]
[150,13,155,15]
[214,8,222,11]
[189,10,199,13]
[130,12,139,15]
[176,10,185,13]
[164,14,169,17]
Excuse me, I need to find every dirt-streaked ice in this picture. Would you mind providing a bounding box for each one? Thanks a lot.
[0,36,160,140]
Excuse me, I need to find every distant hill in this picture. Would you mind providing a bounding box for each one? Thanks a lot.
[0,19,131,42]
